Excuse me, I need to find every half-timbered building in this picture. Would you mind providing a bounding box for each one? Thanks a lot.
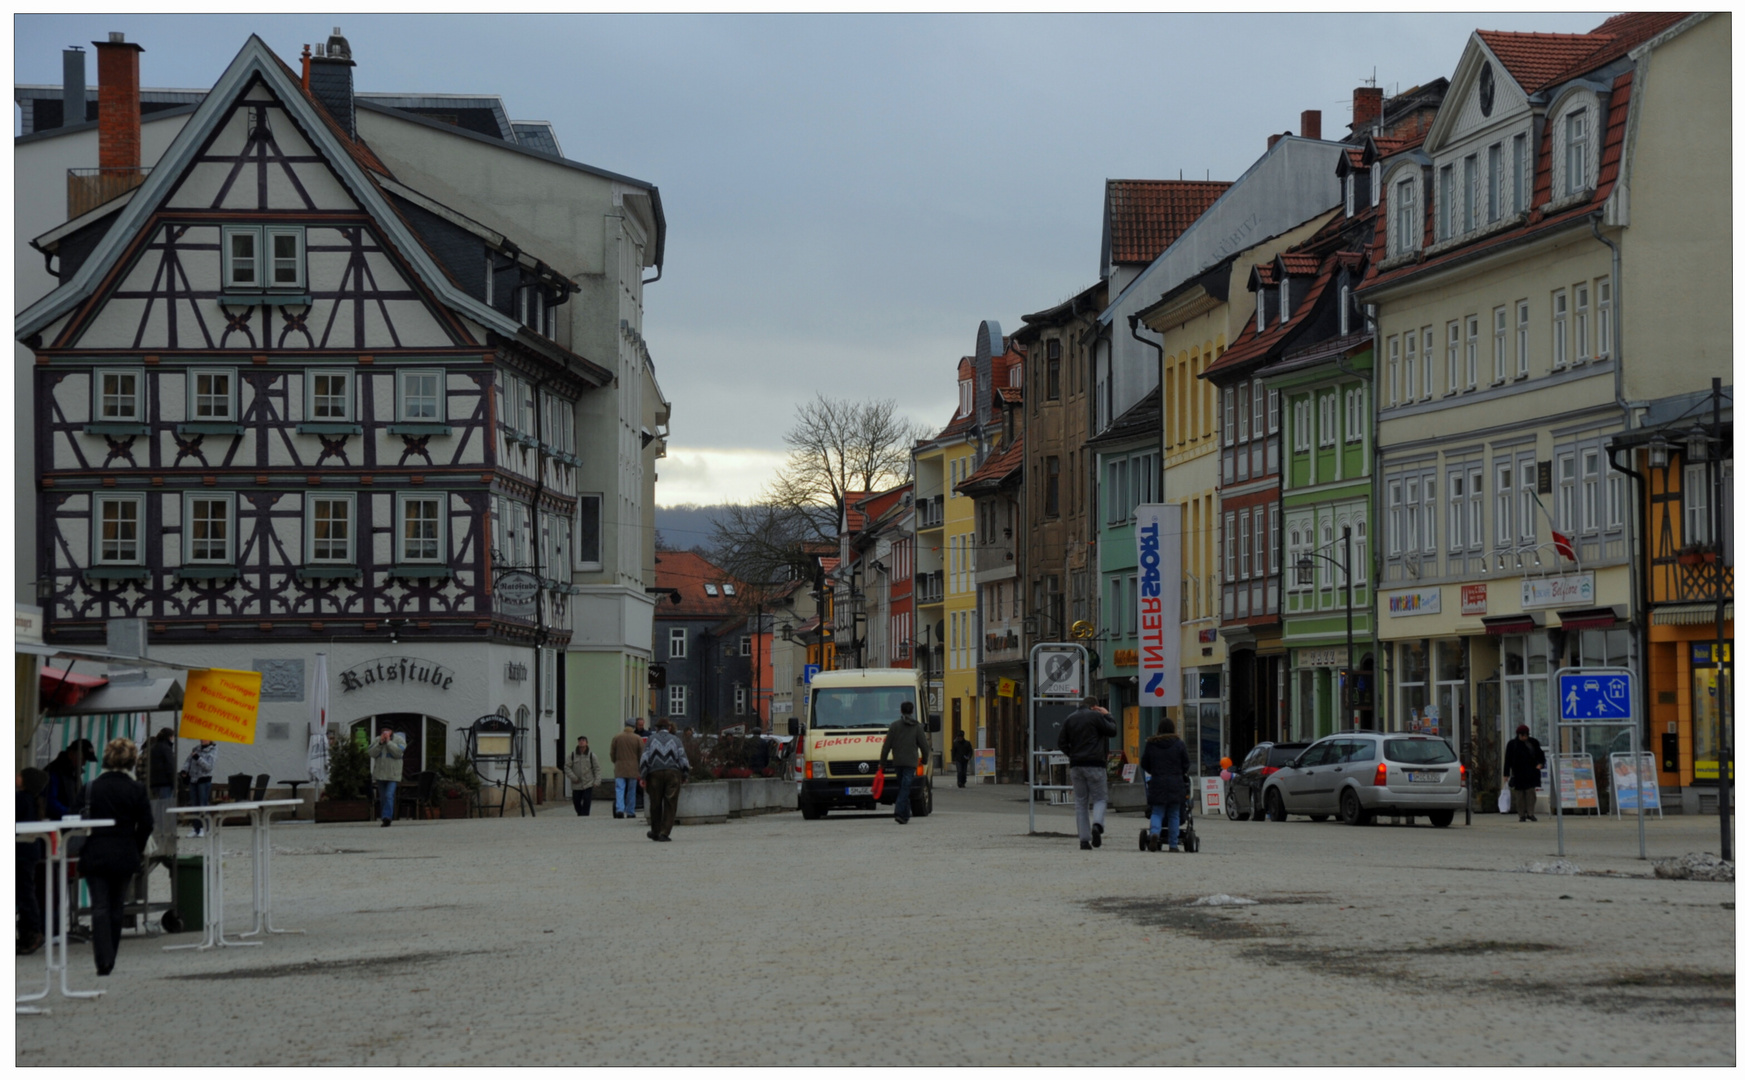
[18,34,620,786]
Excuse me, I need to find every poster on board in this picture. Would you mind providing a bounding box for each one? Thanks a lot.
[1611,751,1662,814]
[178,668,263,744]
[1551,754,1599,811]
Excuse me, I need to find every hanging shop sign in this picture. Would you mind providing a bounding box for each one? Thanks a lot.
[338,657,456,694]
[1133,503,1183,707]
[1387,589,1441,617]
[179,668,263,744]
[1461,584,1488,616]
[497,571,540,619]
[1112,649,1138,668]
[1521,573,1594,610]
[996,678,1017,698]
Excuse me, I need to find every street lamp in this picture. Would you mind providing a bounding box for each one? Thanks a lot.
[1296,524,1358,731]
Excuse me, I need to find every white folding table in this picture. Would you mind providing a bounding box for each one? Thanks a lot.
[237,799,303,938]
[165,799,304,950]
[16,818,114,1015]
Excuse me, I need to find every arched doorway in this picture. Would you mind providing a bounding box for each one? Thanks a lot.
[349,714,451,775]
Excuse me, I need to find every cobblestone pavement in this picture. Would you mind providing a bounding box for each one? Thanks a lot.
[16,785,1735,1066]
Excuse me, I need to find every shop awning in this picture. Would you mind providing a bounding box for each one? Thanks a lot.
[1482,614,1540,636]
[39,666,108,710]
[1556,606,1622,631]
[1652,602,1734,627]
[44,676,184,718]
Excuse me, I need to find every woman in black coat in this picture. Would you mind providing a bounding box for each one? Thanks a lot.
[1139,720,1192,852]
[79,739,153,976]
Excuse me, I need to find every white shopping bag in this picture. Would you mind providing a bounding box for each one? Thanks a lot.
[1497,787,1512,814]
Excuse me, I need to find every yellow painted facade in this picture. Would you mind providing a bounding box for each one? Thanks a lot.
[914,430,978,759]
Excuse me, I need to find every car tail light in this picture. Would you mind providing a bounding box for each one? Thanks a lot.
[1260,765,1279,777]
[1460,764,1468,787]
[1373,761,1388,787]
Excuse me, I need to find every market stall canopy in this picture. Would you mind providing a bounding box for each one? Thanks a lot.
[44,677,184,717]
[39,666,108,710]
[15,642,203,670]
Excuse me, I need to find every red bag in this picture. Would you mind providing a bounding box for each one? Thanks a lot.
[870,769,885,799]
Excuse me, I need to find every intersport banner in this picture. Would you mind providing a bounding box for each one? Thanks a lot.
[1134,502,1183,708]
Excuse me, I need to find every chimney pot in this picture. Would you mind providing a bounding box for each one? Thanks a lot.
[1301,109,1322,140]
[108,31,124,44]
[1352,86,1383,134]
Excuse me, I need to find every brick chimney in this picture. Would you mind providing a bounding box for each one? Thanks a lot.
[93,32,143,171]
[1351,86,1382,135]
[1300,109,1322,140]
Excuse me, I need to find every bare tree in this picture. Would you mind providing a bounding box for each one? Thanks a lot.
[711,394,925,583]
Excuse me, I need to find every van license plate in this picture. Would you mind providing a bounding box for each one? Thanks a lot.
[845,786,872,796]
[1408,772,1440,783]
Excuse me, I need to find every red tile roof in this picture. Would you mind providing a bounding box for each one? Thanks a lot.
[1477,12,1687,93]
[1205,251,1344,379]
[1278,252,1320,277]
[957,436,1025,493]
[653,550,742,619]
[1105,179,1233,266]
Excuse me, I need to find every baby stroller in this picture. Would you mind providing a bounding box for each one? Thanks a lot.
[1137,791,1200,853]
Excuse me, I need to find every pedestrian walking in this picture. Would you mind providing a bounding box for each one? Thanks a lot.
[1139,720,1192,852]
[145,728,177,848]
[610,721,643,819]
[1057,697,1117,850]
[952,730,973,788]
[876,701,931,824]
[631,719,651,812]
[1502,724,1547,822]
[746,726,771,775]
[79,739,153,977]
[639,719,690,841]
[564,736,601,817]
[183,740,217,836]
[369,728,406,827]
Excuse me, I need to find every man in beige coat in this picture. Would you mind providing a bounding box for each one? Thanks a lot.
[609,721,644,820]
[368,729,406,827]
[563,736,601,817]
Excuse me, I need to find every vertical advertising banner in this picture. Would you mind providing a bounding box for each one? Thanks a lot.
[1134,503,1183,708]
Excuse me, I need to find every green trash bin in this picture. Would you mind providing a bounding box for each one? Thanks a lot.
[174,855,204,929]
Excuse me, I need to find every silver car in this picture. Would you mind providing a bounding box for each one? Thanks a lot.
[1261,732,1466,827]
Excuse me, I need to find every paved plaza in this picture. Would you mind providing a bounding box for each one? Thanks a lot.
[17,785,1736,1067]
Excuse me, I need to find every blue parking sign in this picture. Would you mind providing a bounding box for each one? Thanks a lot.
[1558,670,1632,721]
[803,664,820,685]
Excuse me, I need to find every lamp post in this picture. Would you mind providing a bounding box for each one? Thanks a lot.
[1297,524,1357,731]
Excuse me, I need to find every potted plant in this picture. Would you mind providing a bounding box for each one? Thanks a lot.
[433,753,480,818]
[314,732,374,822]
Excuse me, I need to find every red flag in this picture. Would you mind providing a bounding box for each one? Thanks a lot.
[1552,530,1576,561]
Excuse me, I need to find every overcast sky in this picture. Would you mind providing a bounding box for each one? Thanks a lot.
[16,12,1610,504]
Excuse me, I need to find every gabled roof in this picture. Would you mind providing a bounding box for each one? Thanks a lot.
[1476,12,1686,94]
[956,435,1024,495]
[1103,179,1234,267]
[653,550,742,620]
[16,35,536,353]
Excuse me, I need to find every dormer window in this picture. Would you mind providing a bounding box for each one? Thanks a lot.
[1564,108,1589,195]
[1255,289,1266,332]
[958,379,973,417]
[1392,177,1418,256]
[1344,174,1355,218]
[1279,277,1291,323]
[1339,284,1352,336]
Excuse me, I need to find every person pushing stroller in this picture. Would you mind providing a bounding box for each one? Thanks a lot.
[1139,719,1191,852]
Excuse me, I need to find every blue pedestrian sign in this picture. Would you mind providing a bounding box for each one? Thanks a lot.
[1558,670,1632,721]
[803,664,821,685]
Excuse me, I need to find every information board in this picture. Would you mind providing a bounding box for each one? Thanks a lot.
[974,749,997,778]
[1551,753,1599,811]
[1199,776,1222,814]
[1611,751,1662,815]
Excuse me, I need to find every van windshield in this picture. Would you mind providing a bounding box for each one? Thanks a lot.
[810,686,915,729]
[1384,738,1458,764]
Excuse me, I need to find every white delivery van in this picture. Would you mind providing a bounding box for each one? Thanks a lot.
[796,668,932,819]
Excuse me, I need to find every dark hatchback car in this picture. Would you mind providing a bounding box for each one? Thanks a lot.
[1224,741,1309,821]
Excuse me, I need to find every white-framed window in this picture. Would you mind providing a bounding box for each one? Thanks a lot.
[1607,465,1626,531]
[1581,449,1602,533]
[669,626,688,660]
[1239,509,1251,579]
[1486,143,1502,223]
[1495,462,1514,548]
[1345,388,1363,443]
[1423,476,1437,555]
[1404,477,1420,555]
[1267,504,1279,576]
[266,227,305,290]
[1293,398,1311,451]
[1280,278,1292,323]
[1320,520,1336,590]
[1684,463,1711,544]
[1573,283,1590,363]
[1267,387,1280,434]
[958,379,972,418]
[1462,154,1478,233]
[1552,291,1569,369]
[1448,470,1467,553]
[397,493,444,563]
[1238,382,1251,442]
[222,226,260,289]
[1223,513,1236,583]
[1345,172,1356,217]
[1557,453,1577,532]
[94,494,145,565]
[1387,335,1400,406]
[1595,278,1612,359]
[1252,381,1266,444]
[1465,315,1479,389]
[1256,289,1266,333]
[669,685,688,717]
[189,368,237,421]
[1387,479,1403,556]
[1339,284,1352,334]
[184,492,235,564]
[576,493,603,570]
[398,369,445,422]
[1467,469,1483,551]
[1318,393,1336,448]
[733,685,748,715]
[1518,455,1538,545]
[1393,177,1418,255]
[1564,108,1589,196]
[307,493,355,564]
[95,368,144,421]
[306,369,353,421]
[1354,518,1369,584]
[1445,321,1459,397]
[1512,132,1528,213]
[1403,332,1417,401]
[739,635,752,658]
[1516,301,1530,377]
[1223,388,1236,447]
[1492,307,1508,384]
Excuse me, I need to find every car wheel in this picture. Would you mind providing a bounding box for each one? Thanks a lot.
[1265,788,1288,822]
[799,799,825,820]
[1339,789,1369,826]
[1428,809,1454,828]
[1225,792,1246,821]
[911,781,933,818]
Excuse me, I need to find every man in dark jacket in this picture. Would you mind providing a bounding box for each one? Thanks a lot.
[44,741,93,820]
[877,702,931,824]
[951,731,974,788]
[16,769,48,955]
[81,739,153,976]
[1502,724,1547,822]
[1139,721,1192,852]
[1057,698,1117,849]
